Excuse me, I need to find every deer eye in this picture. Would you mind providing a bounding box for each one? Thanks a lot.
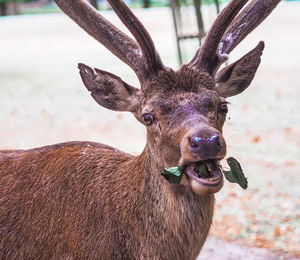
[219,103,228,114]
[143,114,154,126]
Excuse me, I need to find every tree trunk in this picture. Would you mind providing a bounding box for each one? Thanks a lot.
[144,0,150,8]
[0,2,7,16]
[90,0,98,9]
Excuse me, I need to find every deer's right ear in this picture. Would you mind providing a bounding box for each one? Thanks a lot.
[215,42,265,98]
[78,63,140,112]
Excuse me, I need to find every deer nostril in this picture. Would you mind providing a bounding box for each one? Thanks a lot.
[216,137,222,148]
[211,135,223,149]
[189,136,201,148]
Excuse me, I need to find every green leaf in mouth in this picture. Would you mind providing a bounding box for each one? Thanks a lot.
[162,166,184,184]
[194,163,210,178]
[223,157,248,189]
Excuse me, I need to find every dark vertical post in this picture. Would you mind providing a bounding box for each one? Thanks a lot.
[144,0,150,8]
[193,0,204,45]
[0,2,7,16]
[214,0,220,14]
[170,0,183,65]
[90,0,98,9]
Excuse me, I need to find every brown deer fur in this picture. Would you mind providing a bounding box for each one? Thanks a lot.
[0,0,280,259]
[0,140,214,259]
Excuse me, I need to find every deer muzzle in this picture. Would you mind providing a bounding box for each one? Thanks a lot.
[179,126,226,195]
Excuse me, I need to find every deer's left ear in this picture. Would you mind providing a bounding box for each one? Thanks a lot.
[215,41,265,98]
[78,63,140,112]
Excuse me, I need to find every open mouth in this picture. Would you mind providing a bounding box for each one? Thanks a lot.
[185,160,223,186]
[183,160,223,194]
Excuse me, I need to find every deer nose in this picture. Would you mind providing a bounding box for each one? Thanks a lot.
[189,132,223,159]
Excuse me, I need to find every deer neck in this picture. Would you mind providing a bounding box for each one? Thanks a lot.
[131,144,215,257]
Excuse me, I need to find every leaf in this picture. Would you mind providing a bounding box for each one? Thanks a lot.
[224,170,237,182]
[224,157,248,189]
[162,166,184,184]
[194,163,210,178]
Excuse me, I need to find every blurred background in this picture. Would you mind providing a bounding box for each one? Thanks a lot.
[0,0,299,259]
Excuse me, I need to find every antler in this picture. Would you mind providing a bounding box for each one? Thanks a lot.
[53,0,163,83]
[219,0,281,56]
[188,0,248,74]
[188,0,281,75]
[107,0,164,77]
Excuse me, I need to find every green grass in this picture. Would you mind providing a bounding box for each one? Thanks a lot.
[21,4,60,15]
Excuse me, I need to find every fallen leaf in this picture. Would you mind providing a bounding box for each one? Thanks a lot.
[251,135,261,143]
[273,226,281,238]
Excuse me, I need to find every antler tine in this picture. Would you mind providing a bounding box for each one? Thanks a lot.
[188,0,249,74]
[53,0,148,83]
[218,0,281,56]
[107,0,164,78]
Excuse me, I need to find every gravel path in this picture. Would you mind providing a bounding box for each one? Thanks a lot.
[199,237,299,260]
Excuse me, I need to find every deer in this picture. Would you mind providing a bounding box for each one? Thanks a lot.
[0,0,280,259]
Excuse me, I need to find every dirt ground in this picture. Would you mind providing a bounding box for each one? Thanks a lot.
[0,2,299,259]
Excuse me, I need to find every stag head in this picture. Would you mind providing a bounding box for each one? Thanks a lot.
[54,0,280,195]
